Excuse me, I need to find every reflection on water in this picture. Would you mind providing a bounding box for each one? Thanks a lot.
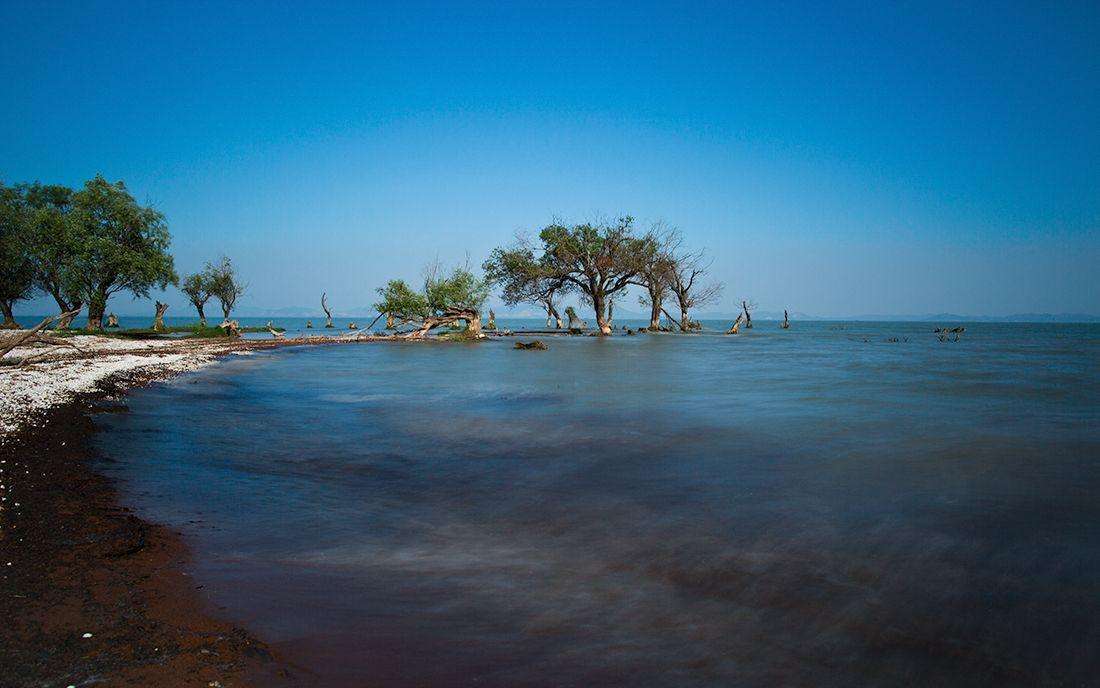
[96,321,1100,686]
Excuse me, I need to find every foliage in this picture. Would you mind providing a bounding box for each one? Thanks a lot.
[206,255,246,319]
[533,216,656,332]
[182,271,213,309]
[375,264,489,334]
[66,175,177,325]
[0,183,36,317]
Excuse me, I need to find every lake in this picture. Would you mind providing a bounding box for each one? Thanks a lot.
[95,321,1100,686]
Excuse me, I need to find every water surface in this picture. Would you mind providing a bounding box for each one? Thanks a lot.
[96,322,1100,686]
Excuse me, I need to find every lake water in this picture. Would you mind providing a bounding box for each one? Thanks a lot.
[94,321,1100,686]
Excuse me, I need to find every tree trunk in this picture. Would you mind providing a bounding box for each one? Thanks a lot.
[591,292,611,335]
[464,311,482,337]
[195,302,207,327]
[649,300,662,330]
[680,307,691,332]
[153,301,169,332]
[545,301,563,329]
[322,292,334,328]
[0,301,19,330]
[87,297,107,331]
[385,313,395,329]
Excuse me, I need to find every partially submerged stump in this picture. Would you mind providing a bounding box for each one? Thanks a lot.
[267,324,285,339]
[514,340,547,350]
[106,313,120,328]
[565,306,585,334]
[935,326,965,342]
[726,312,745,334]
[153,301,169,332]
[348,322,358,330]
[218,319,241,337]
[780,309,790,329]
[306,320,313,328]
[322,292,335,328]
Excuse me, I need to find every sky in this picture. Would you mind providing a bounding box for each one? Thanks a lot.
[3,0,1098,318]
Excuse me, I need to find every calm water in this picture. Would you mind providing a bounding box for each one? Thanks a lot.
[95,322,1100,687]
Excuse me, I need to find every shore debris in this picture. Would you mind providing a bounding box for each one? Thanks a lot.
[514,340,547,350]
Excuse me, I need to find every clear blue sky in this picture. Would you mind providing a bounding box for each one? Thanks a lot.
[3,0,1098,317]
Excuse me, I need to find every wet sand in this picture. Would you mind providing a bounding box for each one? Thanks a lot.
[0,369,309,687]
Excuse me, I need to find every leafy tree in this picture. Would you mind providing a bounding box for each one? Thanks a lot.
[483,239,570,328]
[0,183,36,328]
[631,226,677,330]
[181,270,214,326]
[535,217,655,335]
[375,264,489,338]
[21,182,81,325]
[67,175,177,329]
[207,255,246,322]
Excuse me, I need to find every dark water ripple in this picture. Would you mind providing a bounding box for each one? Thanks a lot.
[96,322,1100,686]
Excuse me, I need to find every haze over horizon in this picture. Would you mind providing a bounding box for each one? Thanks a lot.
[4,1,1098,319]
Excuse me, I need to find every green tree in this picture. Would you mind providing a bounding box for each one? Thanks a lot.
[535,217,655,335]
[181,270,214,326]
[22,183,82,326]
[206,255,246,322]
[67,175,177,329]
[483,240,570,328]
[0,183,36,328]
[374,264,489,338]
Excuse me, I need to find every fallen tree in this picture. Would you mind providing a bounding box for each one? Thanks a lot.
[0,309,82,366]
[374,264,489,339]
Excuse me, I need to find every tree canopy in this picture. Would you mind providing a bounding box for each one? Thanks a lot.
[0,183,36,327]
[66,175,177,328]
[375,264,489,338]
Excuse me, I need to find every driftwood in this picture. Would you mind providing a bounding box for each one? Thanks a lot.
[742,300,753,329]
[0,309,83,365]
[218,319,241,337]
[106,313,120,328]
[726,312,744,334]
[266,324,285,339]
[348,322,358,330]
[153,302,169,332]
[321,292,334,328]
[514,340,547,350]
[780,309,790,329]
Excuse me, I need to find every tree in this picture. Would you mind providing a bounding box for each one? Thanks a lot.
[0,183,36,328]
[374,264,489,338]
[631,226,677,330]
[207,255,246,323]
[535,217,655,335]
[665,243,723,332]
[181,270,213,326]
[482,240,570,329]
[22,183,82,326]
[66,176,177,329]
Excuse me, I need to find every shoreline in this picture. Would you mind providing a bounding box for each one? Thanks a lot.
[0,339,340,686]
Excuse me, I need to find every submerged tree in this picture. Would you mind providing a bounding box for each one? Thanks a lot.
[0,183,35,328]
[533,217,655,335]
[208,255,246,323]
[483,240,569,329]
[321,292,334,328]
[374,264,489,339]
[665,243,723,332]
[631,227,677,330]
[66,176,177,329]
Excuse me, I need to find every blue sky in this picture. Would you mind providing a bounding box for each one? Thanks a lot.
[3,0,1098,317]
